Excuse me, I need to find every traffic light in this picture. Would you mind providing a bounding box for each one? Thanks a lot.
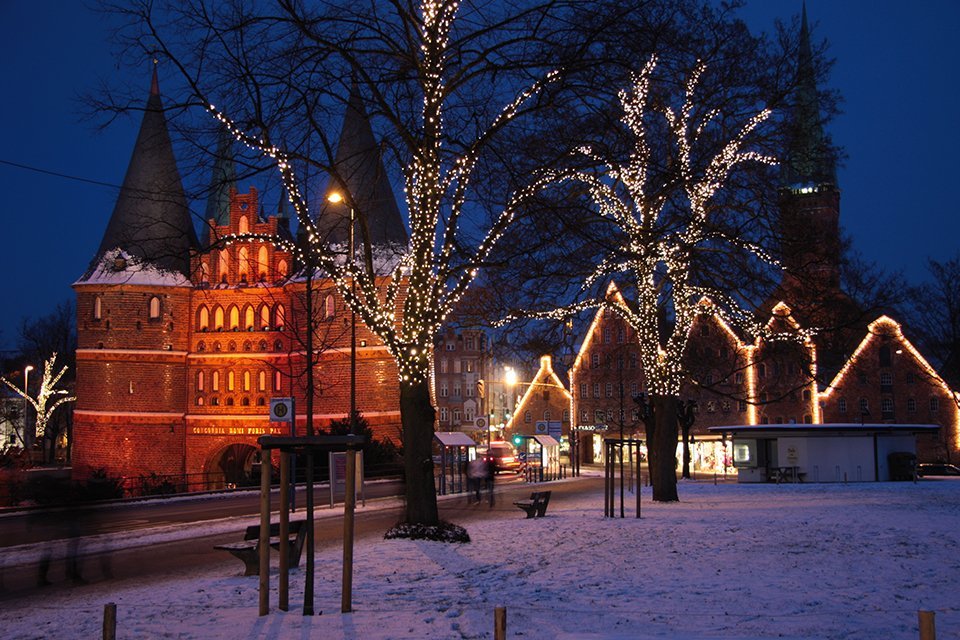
[512,434,523,448]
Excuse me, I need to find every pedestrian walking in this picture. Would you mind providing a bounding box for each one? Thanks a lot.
[467,457,485,504]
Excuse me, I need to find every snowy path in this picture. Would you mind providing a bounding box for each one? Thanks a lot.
[2,480,959,639]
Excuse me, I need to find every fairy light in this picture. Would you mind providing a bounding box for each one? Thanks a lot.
[0,353,75,440]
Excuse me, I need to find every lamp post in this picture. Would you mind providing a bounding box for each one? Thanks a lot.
[23,365,33,449]
[328,190,357,613]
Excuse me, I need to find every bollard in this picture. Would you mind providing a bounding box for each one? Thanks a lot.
[103,603,117,640]
[919,610,936,640]
[494,607,507,640]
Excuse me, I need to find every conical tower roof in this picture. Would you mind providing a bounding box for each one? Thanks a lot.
[319,83,407,247]
[200,128,236,246]
[780,3,837,188]
[82,67,198,280]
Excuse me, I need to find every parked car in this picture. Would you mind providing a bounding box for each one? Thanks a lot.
[481,442,522,474]
[917,463,960,477]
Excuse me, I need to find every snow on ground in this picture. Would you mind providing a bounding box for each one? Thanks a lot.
[2,480,959,639]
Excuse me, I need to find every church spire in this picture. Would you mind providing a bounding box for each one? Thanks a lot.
[82,66,198,280]
[319,80,407,247]
[200,127,237,246]
[781,2,837,188]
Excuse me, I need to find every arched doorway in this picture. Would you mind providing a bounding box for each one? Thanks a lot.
[209,443,259,489]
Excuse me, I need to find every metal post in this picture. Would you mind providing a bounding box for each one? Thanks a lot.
[279,452,290,611]
[258,450,271,616]
[341,447,357,613]
[304,450,315,616]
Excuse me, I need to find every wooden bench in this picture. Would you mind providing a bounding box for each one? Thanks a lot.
[513,490,551,518]
[214,520,307,576]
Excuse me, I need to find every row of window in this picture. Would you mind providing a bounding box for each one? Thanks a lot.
[837,396,940,414]
[196,396,268,407]
[440,335,485,352]
[437,359,478,374]
[200,245,289,285]
[590,352,639,369]
[437,381,475,398]
[580,382,643,399]
[196,369,282,393]
[196,339,285,353]
[197,303,285,332]
[438,406,476,423]
[92,296,162,321]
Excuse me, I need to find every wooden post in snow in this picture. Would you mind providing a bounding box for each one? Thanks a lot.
[102,603,116,640]
[494,607,506,640]
[919,610,936,640]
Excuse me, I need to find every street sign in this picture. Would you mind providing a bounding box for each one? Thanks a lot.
[475,416,487,430]
[270,397,294,424]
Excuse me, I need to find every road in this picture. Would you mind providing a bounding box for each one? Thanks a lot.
[0,475,601,601]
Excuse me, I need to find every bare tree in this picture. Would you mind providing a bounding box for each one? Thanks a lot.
[1,354,75,464]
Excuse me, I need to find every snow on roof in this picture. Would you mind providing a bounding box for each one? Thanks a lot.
[74,248,192,287]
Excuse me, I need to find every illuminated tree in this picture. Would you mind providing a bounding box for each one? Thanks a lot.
[518,56,788,501]
[1,353,75,460]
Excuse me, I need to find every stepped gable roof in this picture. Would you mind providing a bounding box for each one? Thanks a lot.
[319,82,407,247]
[199,128,237,246]
[82,66,198,281]
[780,3,837,189]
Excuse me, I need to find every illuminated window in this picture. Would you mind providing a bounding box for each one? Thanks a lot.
[439,407,449,422]
[274,304,286,330]
[212,371,220,392]
[214,306,224,330]
[238,246,249,281]
[257,246,268,280]
[277,259,288,279]
[324,295,335,319]
[243,371,251,392]
[595,409,604,422]
[197,371,205,391]
[440,382,448,398]
[148,296,161,319]
[93,296,102,320]
[229,305,240,330]
[196,396,204,406]
[258,371,266,392]
[274,370,282,392]
[227,371,235,391]
[244,305,254,330]
[198,305,210,330]
[238,215,249,234]
[219,249,230,282]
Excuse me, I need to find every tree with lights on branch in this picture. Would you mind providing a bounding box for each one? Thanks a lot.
[108,0,595,531]
[516,55,800,501]
[1,353,75,462]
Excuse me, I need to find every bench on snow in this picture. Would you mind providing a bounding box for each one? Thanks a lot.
[513,490,551,518]
[214,520,307,576]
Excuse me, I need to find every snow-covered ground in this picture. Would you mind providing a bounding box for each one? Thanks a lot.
[2,479,959,639]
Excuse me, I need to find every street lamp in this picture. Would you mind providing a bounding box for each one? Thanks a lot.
[327,191,356,431]
[23,365,33,448]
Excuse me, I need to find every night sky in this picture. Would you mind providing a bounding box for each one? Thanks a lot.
[1,1,957,352]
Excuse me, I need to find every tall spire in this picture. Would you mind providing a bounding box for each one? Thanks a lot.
[781,2,837,188]
[319,81,407,247]
[82,66,198,279]
[200,128,237,246]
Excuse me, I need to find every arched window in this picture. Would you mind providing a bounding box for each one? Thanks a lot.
[543,410,551,421]
[258,371,266,391]
[274,370,282,392]
[218,249,230,282]
[257,397,266,406]
[228,305,240,330]
[214,306,225,330]
[197,371,205,392]
[196,396,204,406]
[238,215,249,234]
[524,411,532,423]
[274,339,283,352]
[258,340,268,352]
[241,397,250,406]
[93,296,103,320]
[258,305,270,330]
[226,397,235,406]
[324,294,335,319]
[148,296,161,319]
[243,371,251,392]
[274,304,286,330]
[243,341,252,352]
[227,341,237,352]
[257,246,269,281]
[244,305,255,330]
[197,341,206,352]
[212,371,220,392]
[197,306,210,330]
[227,370,235,391]
[277,259,288,279]
[238,246,249,282]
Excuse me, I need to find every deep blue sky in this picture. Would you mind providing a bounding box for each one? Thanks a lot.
[1,1,958,352]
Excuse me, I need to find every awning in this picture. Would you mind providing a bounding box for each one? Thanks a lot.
[532,435,559,447]
[434,431,477,447]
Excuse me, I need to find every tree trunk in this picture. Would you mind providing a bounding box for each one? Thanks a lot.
[400,379,440,525]
[649,395,679,502]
